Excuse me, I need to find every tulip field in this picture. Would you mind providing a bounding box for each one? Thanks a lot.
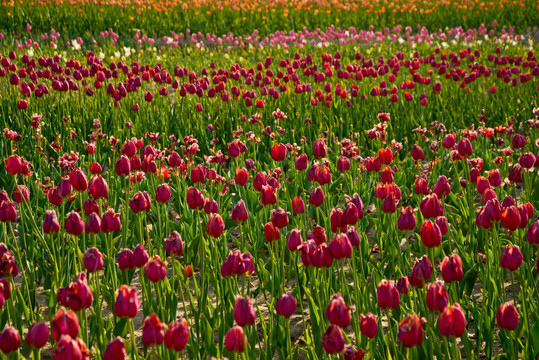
[0,0,538,359]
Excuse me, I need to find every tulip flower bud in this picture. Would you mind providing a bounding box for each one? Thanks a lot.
[43,209,60,234]
[377,280,400,309]
[398,206,416,231]
[52,335,82,360]
[438,303,466,337]
[233,295,256,327]
[420,220,442,248]
[83,247,104,273]
[276,293,297,318]
[409,255,433,288]
[164,319,189,352]
[426,281,449,313]
[398,314,424,348]
[206,213,225,238]
[420,194,444,219]
[0,326,20,354]
[133,244,150,268]
[321,325,345,354]
[156,183,172,203]
[270,143,287,161]
[291,196,305,214]
[410,144,424,161]
[114,285,140,318]
[396,276,410,295]
[26,321,49,349]
[142,313,166,347]
[85,213,101,234]
[165,231,184,256]
[225,326,246,353]
[231,200,248,223]
[329,234,352,260]
[496,302,519,330]
[101,209,121,233]
[499,244,523,271]
[360,313,378,339]
[57,273,93,311]
[51,308,79,341]
[309,187,325,207]
[88,175,108,199]
[264,222,280,242]
[117,249,135,271]
[234,167,249,186]
[440,254,463,283]
[104,337,126,360]
[65,211,84,236]
[294,153,308,171]
[12,185,29,203]
[286,229,303,252]
[456,138,473,157]
[186,187,205,210]
[144,255,166,282]
[326,293,352,328]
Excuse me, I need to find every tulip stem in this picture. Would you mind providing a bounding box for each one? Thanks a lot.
[128,317,138,359]
[32,349,40,360]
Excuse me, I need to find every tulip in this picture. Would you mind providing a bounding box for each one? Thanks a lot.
[433,175,451,198]
[271,207,289,229]
[398,206,416,231]
[438,303,466,337]
[294,154,308,171]
[260,184,277,206]
[313,139,327,158]
[156,183,172,203]
[0,201,16,223]
[133,243,150,267]
[234,167,249,186]
[117,249,135,271]
[344,345,366,360]
[380,167,394,184]
[426,281,449,313]
[231,200,249,223]
[398,314,424,348]
[12,185,29,203]
[527,219,539,245]
[519,152,536,169]
[87,175,108,199]
[337,156,351,172]
[57,273,93,311]
[396,276,410,295]
[165,231,184,256]
[26,321,49,349]
[65,211,84,236]
[52,335,82,360]
[224,326,246,353]
[186,187,205,210]
[420,194,444,219]
[115,155,131,176]
[508,164,522,183]
[103,337,126,360]
[83,198,99,216]
[309,187,325,207]
[51,308,79,341]
[409,255,433,288]
[5,155,23,175]
[264,222,280,242]
[329,208,345,233]
[321,324,345,354]
[233,295,256,327]
[343,203,359,225]
[500,206,521,231]
[270,143,287,161]
[101,209,121,233]
[83,247,104,273]
[253,172,267,191]
[326,293,352,329]
[164,319,189,352]
[377,280,400,309]
[144,255,167,282]
[420,220,442,248]
[440,254,464,283]
[442,133,456,148]
[142,313,166,347]
[85,213,101,234]
[0,326,20,354]
[360,313,378,339]
[378,147,393,164]
[476,176,491,195]
[276,293,297,318]
[500,244,523,271]
[286,229,303,252]
[488,169,502,187]
[206,213,225,238]
[43,209,60,234]
[496,302,519,330]
[411,144,424,161]
[129,191,151,213]
[414,177,430,195]
[456,138,473,157]
[511,134,526,149]
[329,234,352,259]
[114,285,140,318]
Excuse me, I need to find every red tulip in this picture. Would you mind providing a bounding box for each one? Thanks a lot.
[0,201,16,223]
[409,255,433,288]
[26,321,49,349]
[186,187,205,210]
[114,285,140,318]
[398,206,416,231]
[329,208,345,233]
[142,313,166,347]
[51,308,79,341]
[527,219,539,245]
[85,213,101,234]
[291,196,305,214]
[57,273,93,311]
[264,222,280,242]
[52,335,82,360]
[380,167,394,184]
[117,249,135,271]
[87,175,108,199]
[0,326,20,354]
[129,191,151,213]
[89,162,102,174]
[101,209,121,233]
[234,167,249,186]
[43,210,60,234]
[410,144,424,161]
[420,194,444,219]
[164,319,189,352]
[65,211,84,236]
[156,183,171,203]
[378,147,393,164]
[83,198,99,216]
[12,185,29,203]
[165,231,184,256]
[398,314,424,348]
[326,293,352,328]
[511,134,526,149]
[206,213,225,238]
[396,276,409,294]
[508,164,522,183]
[499,244,523,271]
[456,138,473,157]
[271,207,289,228]
[433,175,451,198]
[83,247,104,273]
[231,200,249,223]
[377,280,400,309]
[144,255,167,282]
[270,143,287,161]
[438,303,466,337]
[426,281,449,313]
[103,337,126,360]
[313,139,327,158]
[500,206,521,231]
[309,187,325,207]
[360,313,378,339]
[224,326,246,353]
[420,220,442,248]
[344,345,366,360]
[329,234,352,259]
[233,295,256,327]
[260,184,277,206]
[321,324,345,354]
[440,254,463,283]
[414,177,430,195]
[496,302,519,330]
[337,156,351,172]
[294,154,308,171]
[519,152,536,169]
[276,293,297,318]
[115,155,131,176]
